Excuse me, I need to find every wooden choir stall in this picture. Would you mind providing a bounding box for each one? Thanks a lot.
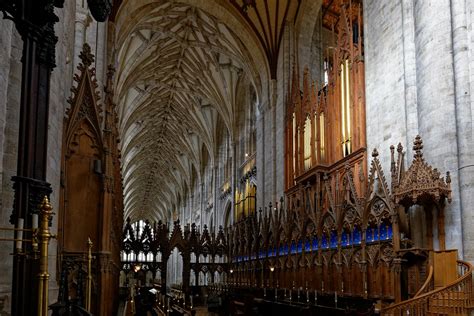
[118,136,472,315]
[117,0,473,314]
[53,43,124,316]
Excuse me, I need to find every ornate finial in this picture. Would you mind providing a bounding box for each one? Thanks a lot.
[105,64,115,92]
[397,143,403,153]
[344,162,351,171]
[87,237,93,247]
[79,43,94,67]
[413,135,423,159]
[107,64,115,78]
[372,148,379,158]
[390,145,396,171]
[40,196,53,214]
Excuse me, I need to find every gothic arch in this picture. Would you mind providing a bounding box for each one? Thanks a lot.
[60,44,104,254]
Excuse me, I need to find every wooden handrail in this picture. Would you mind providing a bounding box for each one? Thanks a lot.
[414,265,433,297]
[382,260,473,315]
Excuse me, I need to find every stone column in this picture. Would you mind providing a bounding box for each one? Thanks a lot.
[231,140,237,224]
[73,9,92,70]
[413,0,463,254]
[400,0,418,158]
[213,165,218,227]
[200,182,204,228]
[256,109,265,210]
[271,79,278,203]
[449,0,474,262]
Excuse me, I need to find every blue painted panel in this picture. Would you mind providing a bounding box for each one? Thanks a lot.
[353,227,361,244]
[341,233,348,246]
[380,225,387,240]
[387,225,393,239]
[305,240,311,252]
[366,227,374,243]
[322,236,328,248]
[290,243,296,254]
[312,237,319,250]
[330,231,338,248]
[366,226,372,238]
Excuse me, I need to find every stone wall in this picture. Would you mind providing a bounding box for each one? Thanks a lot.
[364,0,474,261]
[0,18,20,314]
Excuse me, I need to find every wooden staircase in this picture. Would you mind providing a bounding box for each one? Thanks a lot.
[381,258,473,316]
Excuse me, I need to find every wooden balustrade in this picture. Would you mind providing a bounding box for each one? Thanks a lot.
[382,260,473,316]
[414,265,434,297]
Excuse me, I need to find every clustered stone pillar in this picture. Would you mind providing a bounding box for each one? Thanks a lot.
[413,0,464,255]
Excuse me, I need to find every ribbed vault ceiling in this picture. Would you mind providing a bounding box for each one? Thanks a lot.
[114,1,265,221]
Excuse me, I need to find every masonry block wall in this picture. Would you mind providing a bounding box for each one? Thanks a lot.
[364,0,474,262]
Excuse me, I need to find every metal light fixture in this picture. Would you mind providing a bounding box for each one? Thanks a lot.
[134,264,141,273]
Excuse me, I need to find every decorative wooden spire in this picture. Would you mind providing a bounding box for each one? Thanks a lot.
[65,43,103,150]
[78,43,94,68]
[393,135,452,205]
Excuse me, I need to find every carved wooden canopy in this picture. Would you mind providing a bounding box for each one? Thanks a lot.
[65,42,103,156]
[393,135,451,206]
